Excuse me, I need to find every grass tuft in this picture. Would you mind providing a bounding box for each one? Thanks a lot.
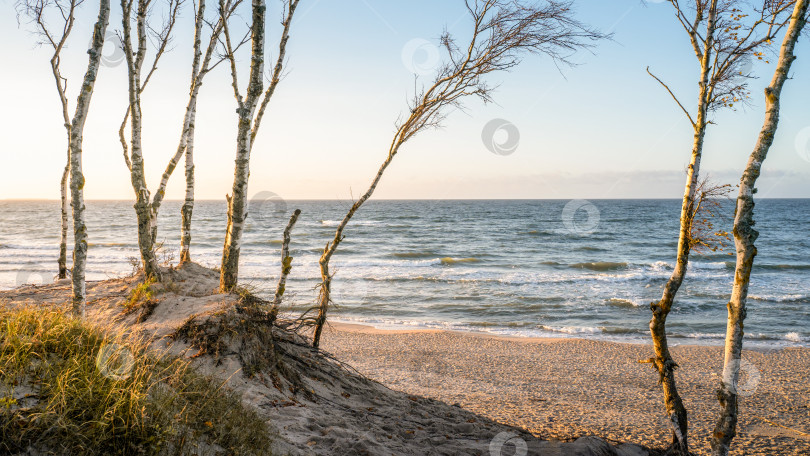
[0,307,272,455]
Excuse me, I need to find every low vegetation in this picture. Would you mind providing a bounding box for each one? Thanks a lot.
[0,307,272,455]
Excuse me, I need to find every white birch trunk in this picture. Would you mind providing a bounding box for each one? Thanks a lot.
[47,8,78,281]
[59,157,70,279]
[153,0,218,249]
[269,208,300,321]
[220,0,267,291]
[69,0,111,317]
[180,109,196,264]
[219,0,299,291]
[711,3,808,454]
[647,3,718,452]
[122,0,161,280]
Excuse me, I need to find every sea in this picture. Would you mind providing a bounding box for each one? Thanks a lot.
[1,199,808,348]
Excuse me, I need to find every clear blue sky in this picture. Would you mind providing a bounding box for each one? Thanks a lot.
[1,0,809,200]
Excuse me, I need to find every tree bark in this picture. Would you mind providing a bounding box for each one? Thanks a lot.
[312,143,402,348]
[649,2,718,452]
[711,2,808,455]
[44,4,79,281]
[269,209,301,323]
[180,109,196,264]
[69,0,111,317]
[220,103,262,290]
[218,0,299,291]
[178,0,208,263]
[58,157,70,279]
[122,0,161,280]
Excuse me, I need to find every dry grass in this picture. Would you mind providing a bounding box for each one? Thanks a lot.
[0,307,273,455]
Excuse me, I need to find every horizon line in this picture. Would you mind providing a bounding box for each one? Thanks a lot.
[3,197,810,202]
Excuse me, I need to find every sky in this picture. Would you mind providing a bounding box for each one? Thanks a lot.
[1,0,809,201]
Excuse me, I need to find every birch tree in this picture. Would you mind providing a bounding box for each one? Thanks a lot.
[155,0,239,264]
[218,0,300,291]
[309,0,605,348]
[69,2,112,317]
[711,2,808,454]
[18,0,111,316]
[119,0,180,279]
[15,0,83,280]
[644,1,794,452]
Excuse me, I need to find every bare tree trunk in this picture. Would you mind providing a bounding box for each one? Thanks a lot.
[269,209,301,322]
[139,0,223,259]
[220,0,266,291]
[177,0,210,263]
[119,0,179,279]
[58,156,69,279]
[647,3,718,452]
[711,3,808,455]
[152,92,199,245]
[220,108,259,290]
[122,0,161,280]
[312,146,401,348]
[220,0,299,291]
[41,0,79,281]
[180,110,196,264]
[69,0,111,317]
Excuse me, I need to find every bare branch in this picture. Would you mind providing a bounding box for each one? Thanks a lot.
[647,66,696,127]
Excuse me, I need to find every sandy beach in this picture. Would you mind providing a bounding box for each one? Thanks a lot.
[321,323,810,455]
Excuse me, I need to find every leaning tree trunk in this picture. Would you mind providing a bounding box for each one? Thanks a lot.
[649,3,717,452]
[151,92,199,245]
[58,156,70,279]
[711,2,808,455]
[312,143,402,348]
[155,0,220,260]
[220,0,267,292]
[69,0,111,318]
[269,209,301,323]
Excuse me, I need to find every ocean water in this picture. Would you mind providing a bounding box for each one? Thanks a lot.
[1,199,808,348]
